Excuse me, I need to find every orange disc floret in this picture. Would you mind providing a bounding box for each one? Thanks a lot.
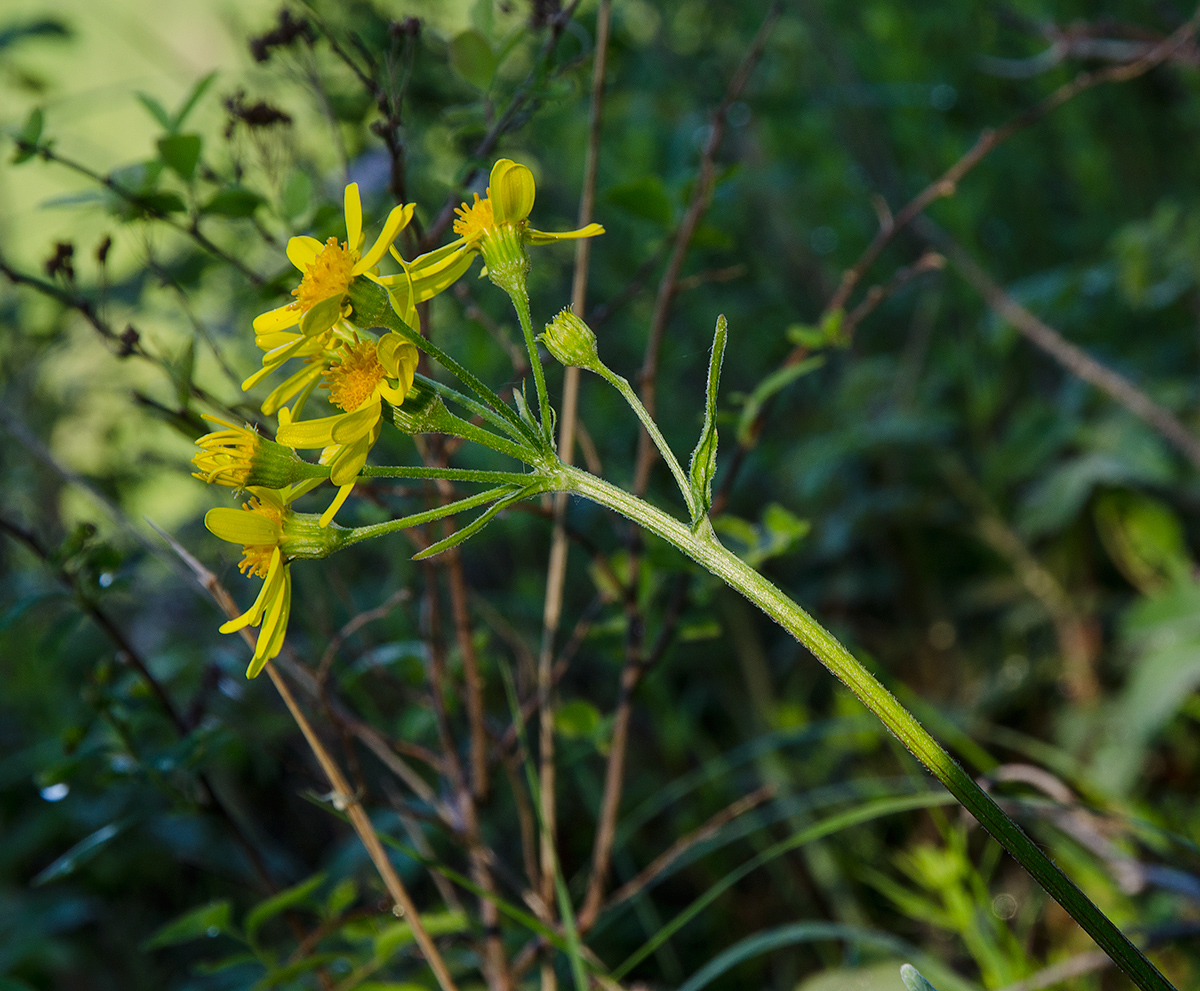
[322,338,384,412]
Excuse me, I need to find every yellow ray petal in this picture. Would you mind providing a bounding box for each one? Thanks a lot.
[262,365,323,416]
[330,401,381,445]
[319,482,355,528]
[276,414,340,449]
[344,183,363,252]
[525,222,605,244]
[490,159,535,225]
[354,202,415,274]
[205,507,281,546]
[253,304,302,334]
[330,433,371,486]
[286,235,324,272]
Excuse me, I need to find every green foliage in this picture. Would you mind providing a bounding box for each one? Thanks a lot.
[5,1,1200,990]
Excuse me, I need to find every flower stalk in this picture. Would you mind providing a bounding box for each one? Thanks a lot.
[551,462,1172,991]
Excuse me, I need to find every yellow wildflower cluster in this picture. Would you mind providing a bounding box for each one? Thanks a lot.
[192,161,603,676]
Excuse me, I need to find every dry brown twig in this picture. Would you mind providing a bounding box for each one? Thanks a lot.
[149,523,461,991]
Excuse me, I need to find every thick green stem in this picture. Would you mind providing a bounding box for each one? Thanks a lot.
[556,463,1174,991]
[506,284,553,442]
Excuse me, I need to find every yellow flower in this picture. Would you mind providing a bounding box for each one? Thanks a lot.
[379,159,604,320]
[205,488,296,677]
[192,415,315,489]
[253,183,415,339]
[275,332,420,526]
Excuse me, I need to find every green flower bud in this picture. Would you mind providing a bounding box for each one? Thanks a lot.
[539,308,601,371]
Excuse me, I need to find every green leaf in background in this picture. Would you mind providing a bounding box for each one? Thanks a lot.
[157,133,201,180]
[900,963,941,991]
[605,176,673,226]
[373,911,468,962]
[736,355,825,445]
[32,821,125,886]
[202,186,264,217]
[171,70,216,130]
[135,92,172,130]
[245,873,325,941]
[143,899,232,950]
[1095,490,1191,595]
[688,314,727,526]
[449,30,496,91]
[555,699,603,739]
[281,169,312,222]
[11,107,43,163]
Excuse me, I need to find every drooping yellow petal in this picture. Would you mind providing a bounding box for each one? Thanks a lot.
[525,222,605,245]
[354,202,415,274]
[382,244,475,310]
[344,183,363,252]
[490,159,535,225]
[330,400,381,445]
[276,413,340,449]
[218,547,282,633]
[329,432,372,486]
[254,330,302,352]
[205,507,282,546]
[286,235,324,272]
[262,365,323,416]
[253,304,302,334]
[319,482,355,528]
[299,294,344,336]
[247,565,291,677]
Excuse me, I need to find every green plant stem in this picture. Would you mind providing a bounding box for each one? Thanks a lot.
[360,465,535,484]
[506,284,553,442]
[593,364,700,519]
[555,462,1175,991]
[342,486,519,548]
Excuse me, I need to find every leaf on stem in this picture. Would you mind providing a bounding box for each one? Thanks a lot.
[411,484,541,560]
[688,314,728,527]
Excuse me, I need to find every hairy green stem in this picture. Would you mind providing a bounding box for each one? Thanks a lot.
[342,486,518,548]
[554,463,1174,991]
[505,284,554,442]
[360,465,535,484]
[593,363,700,519]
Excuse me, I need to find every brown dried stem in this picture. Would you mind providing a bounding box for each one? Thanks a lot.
[533,0,613,962]
[922,221,1200,469]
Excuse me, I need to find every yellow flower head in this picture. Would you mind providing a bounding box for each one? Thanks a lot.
[379,159,604,319]
[275,332,420,527]
[192,415,313,490]
[254,183,415,338]
[205,488,294,677]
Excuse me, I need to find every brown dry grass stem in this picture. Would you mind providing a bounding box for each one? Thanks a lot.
[153,526,461,991]
[714,7,1200,516]
[534,7,612,985]
[922,222,1200,470]
[822,5,1200,319]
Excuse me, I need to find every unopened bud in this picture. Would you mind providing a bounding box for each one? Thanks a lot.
[540,308,600,370]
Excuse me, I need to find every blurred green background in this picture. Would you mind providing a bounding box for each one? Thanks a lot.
[3,1,1200,989]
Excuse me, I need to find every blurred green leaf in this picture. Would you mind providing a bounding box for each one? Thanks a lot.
[143,899,232,950]
[32,821,125,886]
[449,30,496,90]
[202,186,264,217]
[156,133,201,180]
[606,177,673,226]
[135,92,172,131]
[172,71,217,130]
[245,873,325,941]
[281,170,312,221]
[555,700,603,739]
[11,107,43,163]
